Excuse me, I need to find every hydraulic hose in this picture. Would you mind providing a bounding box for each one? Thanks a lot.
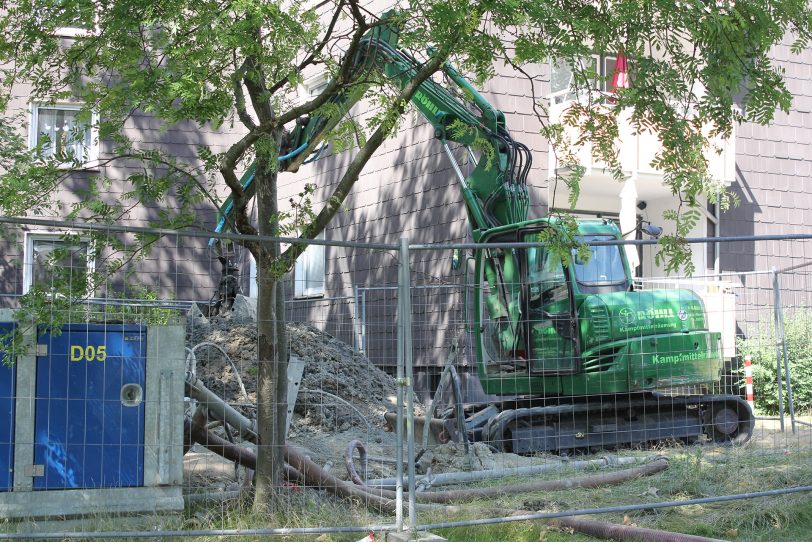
[345,439,368,487]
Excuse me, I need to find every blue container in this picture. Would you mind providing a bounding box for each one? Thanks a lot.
[34,324,146,490]
[0,322,16,493]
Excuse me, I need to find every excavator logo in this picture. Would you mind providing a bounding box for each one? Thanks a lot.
[618,307,636,325]
[414,90,440,116]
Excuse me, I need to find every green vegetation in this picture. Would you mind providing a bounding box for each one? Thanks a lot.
[738,309,812,414]
[2,429,809,540]
[170,444,812,542]
[135,433,812,541]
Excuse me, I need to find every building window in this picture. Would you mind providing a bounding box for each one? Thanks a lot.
[300,72,329,102]
[294,233,325,298]
[23,233,94,295]
[550,54,620,105]
[29,104,98,166]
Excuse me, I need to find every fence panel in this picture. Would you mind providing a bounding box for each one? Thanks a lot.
[0,219,404,539]
[408,237,812,538]
[1,217,811,540]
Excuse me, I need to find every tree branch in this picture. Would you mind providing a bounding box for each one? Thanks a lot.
[277,25,465,267]
[273,15,371,129]
[267,0,346,95]
[232,57,257,131]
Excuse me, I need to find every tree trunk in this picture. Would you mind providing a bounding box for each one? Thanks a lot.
[252,149,289,510]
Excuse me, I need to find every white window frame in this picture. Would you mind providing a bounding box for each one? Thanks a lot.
[550,54,619,105]
[294,232,325,298]
[22,232,96,295]
[53,25,94,38]
[299,72,329,104]
[29,102,99,168]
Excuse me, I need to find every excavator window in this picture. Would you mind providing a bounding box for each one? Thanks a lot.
[526,246,567,307]
[571,235,629,292]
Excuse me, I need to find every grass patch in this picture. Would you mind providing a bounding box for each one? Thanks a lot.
[5,423,812,541]
[438,521,596,541]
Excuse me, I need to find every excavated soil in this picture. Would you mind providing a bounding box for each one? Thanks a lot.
[185,312,414,490]
[183,306,544,492]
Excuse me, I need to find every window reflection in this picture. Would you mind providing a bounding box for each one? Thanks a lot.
[572,235,627,287]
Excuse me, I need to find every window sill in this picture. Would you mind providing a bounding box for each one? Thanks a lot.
[51,165,100,173]
[293,293,325,300]
[550,90,616,107]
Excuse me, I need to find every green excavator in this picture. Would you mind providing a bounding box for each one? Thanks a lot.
[214,16,754,453]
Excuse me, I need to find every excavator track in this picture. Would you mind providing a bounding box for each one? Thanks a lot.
[476,394,754,454]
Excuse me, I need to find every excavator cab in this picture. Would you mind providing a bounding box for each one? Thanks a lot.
[477,221,635,380]
[569,234,631,294]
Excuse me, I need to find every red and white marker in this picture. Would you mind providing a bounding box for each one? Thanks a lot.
[744,355,755,411]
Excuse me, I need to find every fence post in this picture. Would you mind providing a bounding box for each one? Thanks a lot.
[361,288,367,355]
[771,268,785,431]
[771,269,797,434]
[397,237,417,531]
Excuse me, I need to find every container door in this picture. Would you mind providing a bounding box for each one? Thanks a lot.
[34,324,146,490]
[0,322,15,492]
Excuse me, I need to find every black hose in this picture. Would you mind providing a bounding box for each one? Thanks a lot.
[345,439,368,487]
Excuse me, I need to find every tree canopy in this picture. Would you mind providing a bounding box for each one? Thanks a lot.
[1,0,809,264]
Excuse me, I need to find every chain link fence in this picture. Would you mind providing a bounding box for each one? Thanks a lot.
[0,217,811,540]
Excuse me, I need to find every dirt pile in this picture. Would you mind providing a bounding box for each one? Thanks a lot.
[185,310,529,486]
[188,317,400,426]
[186,314,405,482]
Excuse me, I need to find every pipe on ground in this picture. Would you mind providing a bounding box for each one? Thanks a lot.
[284,444,399,513]
[185,374,258,443]
[187,411,707,541]
[549,517,728,542]
[185,416,258,469]
[187,416,668,506]
[185,416,398,512]
[362,454,651,489]
[357,459,669,503]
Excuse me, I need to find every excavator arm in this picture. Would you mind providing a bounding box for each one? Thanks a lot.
[213,15,531,239]
[213,13,528,353]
